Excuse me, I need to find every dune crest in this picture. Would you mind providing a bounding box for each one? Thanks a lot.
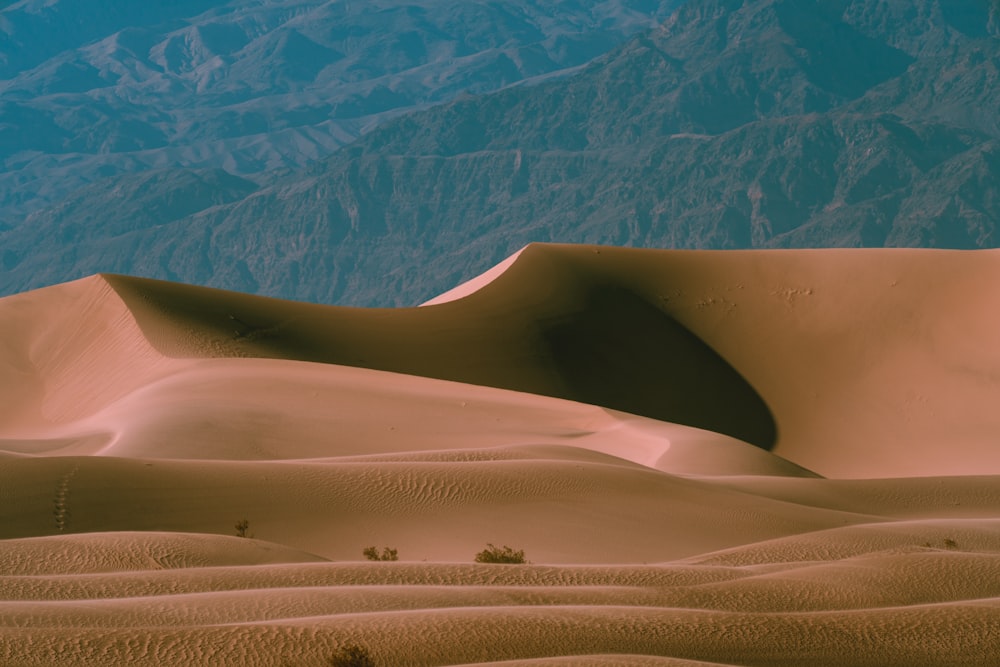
[431,244,1000,478]
[4,245,1000,664]
[0,531,326,576]
[89,243,1000,477]
[0,275,181,432]
[101,245,776,451]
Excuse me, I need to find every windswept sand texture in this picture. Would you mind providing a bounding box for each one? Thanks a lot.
[2,244,1000,665]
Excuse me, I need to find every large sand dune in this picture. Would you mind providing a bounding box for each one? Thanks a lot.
[2,244,1000,665]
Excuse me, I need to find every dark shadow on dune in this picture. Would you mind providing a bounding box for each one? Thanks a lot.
[102,244,777,451]
[539,284,776,450]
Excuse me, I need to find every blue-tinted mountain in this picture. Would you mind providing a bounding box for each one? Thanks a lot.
[3,0,999,305]
[0,0,680,224]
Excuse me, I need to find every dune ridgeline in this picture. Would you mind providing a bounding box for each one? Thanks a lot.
[2,244,1000,665]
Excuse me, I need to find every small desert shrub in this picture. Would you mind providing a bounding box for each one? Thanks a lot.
[234,519,253,538]
[328,644,374,667]
[363,546,398,561]
[922,538,960,550]
[474,543,526,564]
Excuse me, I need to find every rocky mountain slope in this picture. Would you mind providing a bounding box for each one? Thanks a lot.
[0,0,679,223]
[2,0,999,305]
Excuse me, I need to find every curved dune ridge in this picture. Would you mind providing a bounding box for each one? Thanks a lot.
[98,242,1000,476]
[3,244,1000,665]
[100,248,779,451]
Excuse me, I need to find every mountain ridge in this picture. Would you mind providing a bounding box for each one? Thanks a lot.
[0,0,681,222]
[2,0,999,305]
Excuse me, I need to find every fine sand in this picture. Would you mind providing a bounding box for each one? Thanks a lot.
[2,244,1000,665]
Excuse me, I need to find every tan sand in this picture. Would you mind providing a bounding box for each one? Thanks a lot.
[94,243,1000,477]
[2,245,1000,665]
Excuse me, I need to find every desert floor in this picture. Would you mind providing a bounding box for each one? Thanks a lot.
[2,244,999,665]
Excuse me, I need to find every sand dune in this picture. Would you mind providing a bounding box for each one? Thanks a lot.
[97,243,1000,477]
[3,525,1000,665]
[2,554,998,665]
[3,244,1000,665]
[0,449,858,564]
[103,256,777,450]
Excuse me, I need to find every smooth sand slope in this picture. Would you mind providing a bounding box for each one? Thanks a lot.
[2,244,1000,665]
[99,242,1000,477]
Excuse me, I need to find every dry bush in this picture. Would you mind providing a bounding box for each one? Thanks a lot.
[362,546,398,561]
[234,519,253,538]
[328,644,374,667]
[474,543,526,564]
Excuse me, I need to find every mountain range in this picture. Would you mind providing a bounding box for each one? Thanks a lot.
[0,0,683,228]
[2,0,999,305]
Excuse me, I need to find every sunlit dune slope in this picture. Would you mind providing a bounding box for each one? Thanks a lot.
[101,245,776,450]
[6,243,1000,477]
[0,273,803,476]
[2,524,1000,666]
[4,244,1000,665]
[0,447,848,563]
[502,245,1000,478]
[400,243,1000,477]
[0,274,174,432]
[95,243,1000,477]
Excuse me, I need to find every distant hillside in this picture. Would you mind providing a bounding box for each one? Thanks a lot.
[0,0,679,224]
[2,0,999,305]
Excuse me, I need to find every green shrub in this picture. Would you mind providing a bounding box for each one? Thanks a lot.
[474,543,526,564]
[363,546,398,561]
